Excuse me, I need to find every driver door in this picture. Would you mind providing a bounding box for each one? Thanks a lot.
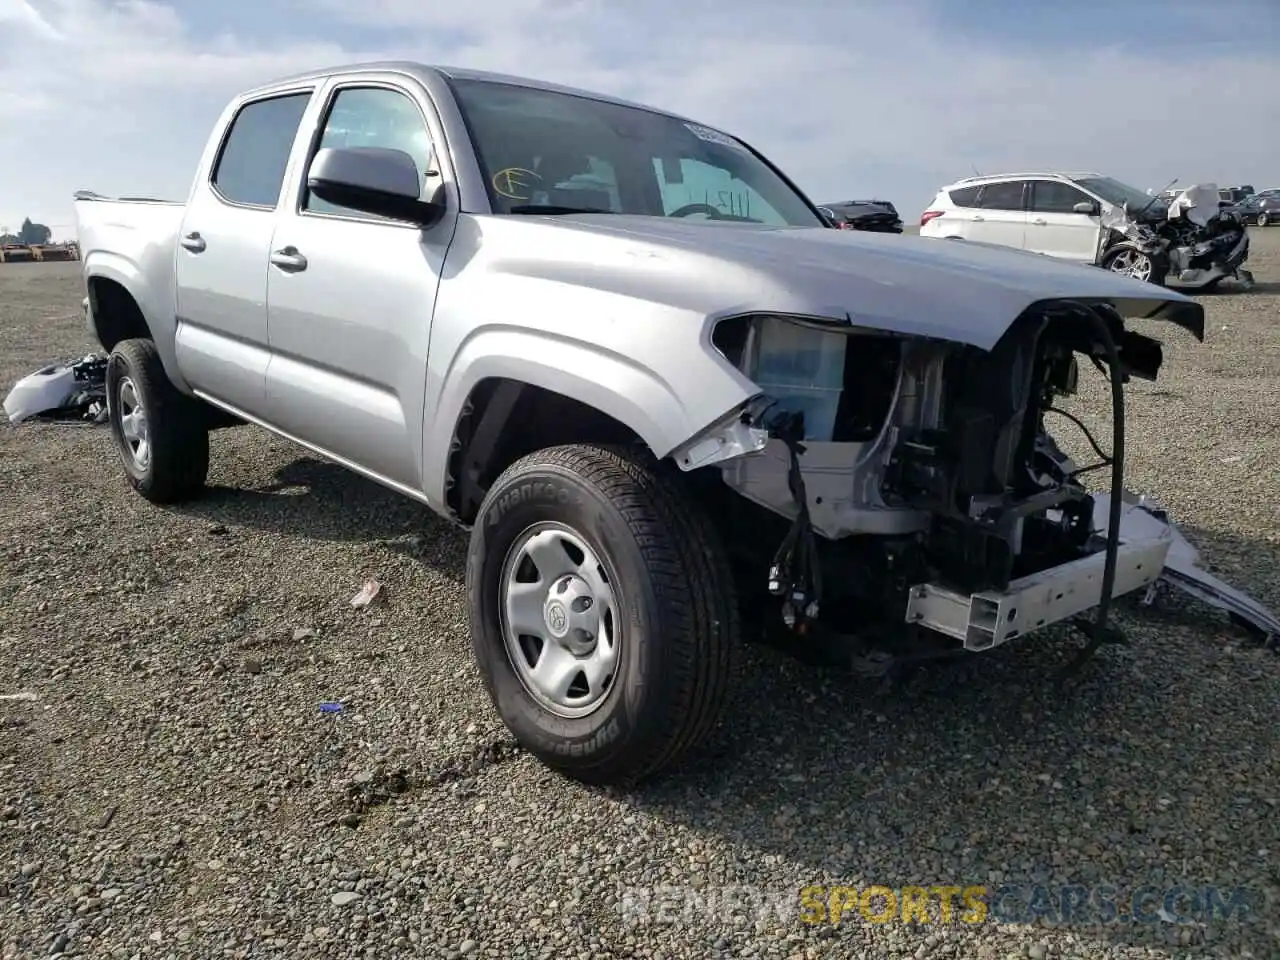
[263,78,458,490]
[1026,180,1103,262]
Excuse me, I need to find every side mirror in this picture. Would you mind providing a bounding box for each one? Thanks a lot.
[307,146,444,226]
[1072,200,1099,215]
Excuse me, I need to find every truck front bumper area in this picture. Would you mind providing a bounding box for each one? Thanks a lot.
[904,532,1172,652]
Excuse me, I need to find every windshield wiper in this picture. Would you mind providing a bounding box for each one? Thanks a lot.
[506,205,615,215]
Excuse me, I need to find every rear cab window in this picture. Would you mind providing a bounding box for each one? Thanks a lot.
[211,92,314,209]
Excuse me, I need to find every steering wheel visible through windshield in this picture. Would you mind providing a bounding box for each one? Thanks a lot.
[447,77,827,227]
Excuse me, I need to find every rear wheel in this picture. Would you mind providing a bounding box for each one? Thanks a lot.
[465,443,741,786]
[105,338,209,504]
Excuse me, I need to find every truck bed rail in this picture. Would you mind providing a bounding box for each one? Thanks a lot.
[74,189,181,205]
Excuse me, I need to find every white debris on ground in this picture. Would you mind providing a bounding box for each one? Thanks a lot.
[2,352,107,425]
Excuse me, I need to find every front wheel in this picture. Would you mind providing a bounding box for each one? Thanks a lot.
[1101,246,1168,286]
[1258,212,1270,227]
[465,443,741,786]
[105,338,209,504]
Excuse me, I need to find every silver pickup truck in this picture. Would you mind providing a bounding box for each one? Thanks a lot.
[74,61,1205,786]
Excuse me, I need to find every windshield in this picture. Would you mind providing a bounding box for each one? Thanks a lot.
[448,78,826,227]
[1070,176,1158,211]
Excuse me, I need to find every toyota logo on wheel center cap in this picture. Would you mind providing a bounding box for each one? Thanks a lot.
[546,599,569,636]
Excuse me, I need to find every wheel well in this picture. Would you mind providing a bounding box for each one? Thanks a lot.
[88,277,151,350]
[447,378,644,524]
[85,277,243,430]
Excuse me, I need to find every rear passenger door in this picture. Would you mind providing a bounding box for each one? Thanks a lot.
[173,88,315,413]
[1026,180,1103,262]
[969,180,1028,250]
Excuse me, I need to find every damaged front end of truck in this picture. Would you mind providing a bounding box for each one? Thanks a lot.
[673,295,1208,675]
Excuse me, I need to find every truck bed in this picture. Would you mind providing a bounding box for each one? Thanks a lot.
[72,192,186,353]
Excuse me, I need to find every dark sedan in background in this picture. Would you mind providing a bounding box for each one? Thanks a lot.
[817,199,904,233]
[1227,194,1280,226]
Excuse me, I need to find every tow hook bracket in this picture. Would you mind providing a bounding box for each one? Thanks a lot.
[672,400,771,472]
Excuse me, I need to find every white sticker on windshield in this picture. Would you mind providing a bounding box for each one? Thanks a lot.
[684,122,745,150]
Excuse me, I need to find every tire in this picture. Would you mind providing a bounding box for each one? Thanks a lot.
[1101,246,1168,286]
[465,443,741,786]
[1258,212,1269,227]
[105,338,209,504]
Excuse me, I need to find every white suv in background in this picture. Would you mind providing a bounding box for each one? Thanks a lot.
[918,172,1153,264]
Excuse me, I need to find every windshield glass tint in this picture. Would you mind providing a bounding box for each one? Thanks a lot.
[448,78,825,227]
[1071,176,1156,210]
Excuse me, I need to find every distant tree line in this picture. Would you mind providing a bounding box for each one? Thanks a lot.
[0,218,53,245]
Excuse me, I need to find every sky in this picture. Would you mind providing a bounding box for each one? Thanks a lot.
[2,0,1278,240]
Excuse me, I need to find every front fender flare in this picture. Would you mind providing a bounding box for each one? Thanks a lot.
[421,325,755,509]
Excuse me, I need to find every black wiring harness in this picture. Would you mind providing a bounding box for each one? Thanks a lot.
[1055,302,1129,679]
[1044,406,1114,481]
[757,301,1128,668]
[764,408,824,633]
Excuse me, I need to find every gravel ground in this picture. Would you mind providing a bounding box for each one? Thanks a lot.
[1,239,1277,960]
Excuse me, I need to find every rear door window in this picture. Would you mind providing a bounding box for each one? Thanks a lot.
[977,180,1026,211]
[211,92,313,209]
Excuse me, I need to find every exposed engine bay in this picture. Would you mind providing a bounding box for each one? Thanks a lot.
[695,302,1188,673]
[1101,183,1253,290]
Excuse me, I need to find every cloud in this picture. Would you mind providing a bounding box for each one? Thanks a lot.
[2,0,1277,237]
[0,0,64,40]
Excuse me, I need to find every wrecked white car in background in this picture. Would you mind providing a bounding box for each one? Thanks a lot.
[921,174,1252,291]
[59,62,1275,785]
[1102,182,1253,290]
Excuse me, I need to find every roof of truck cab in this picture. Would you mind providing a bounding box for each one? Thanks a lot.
[240,60,694,122]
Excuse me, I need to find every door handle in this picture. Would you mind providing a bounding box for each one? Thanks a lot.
[180,232,206,253]
[970,215,985,222]
[1031,217,1047,225]
[270,246,308,272]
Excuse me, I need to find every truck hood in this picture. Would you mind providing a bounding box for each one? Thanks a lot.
[503,215,1205,348]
